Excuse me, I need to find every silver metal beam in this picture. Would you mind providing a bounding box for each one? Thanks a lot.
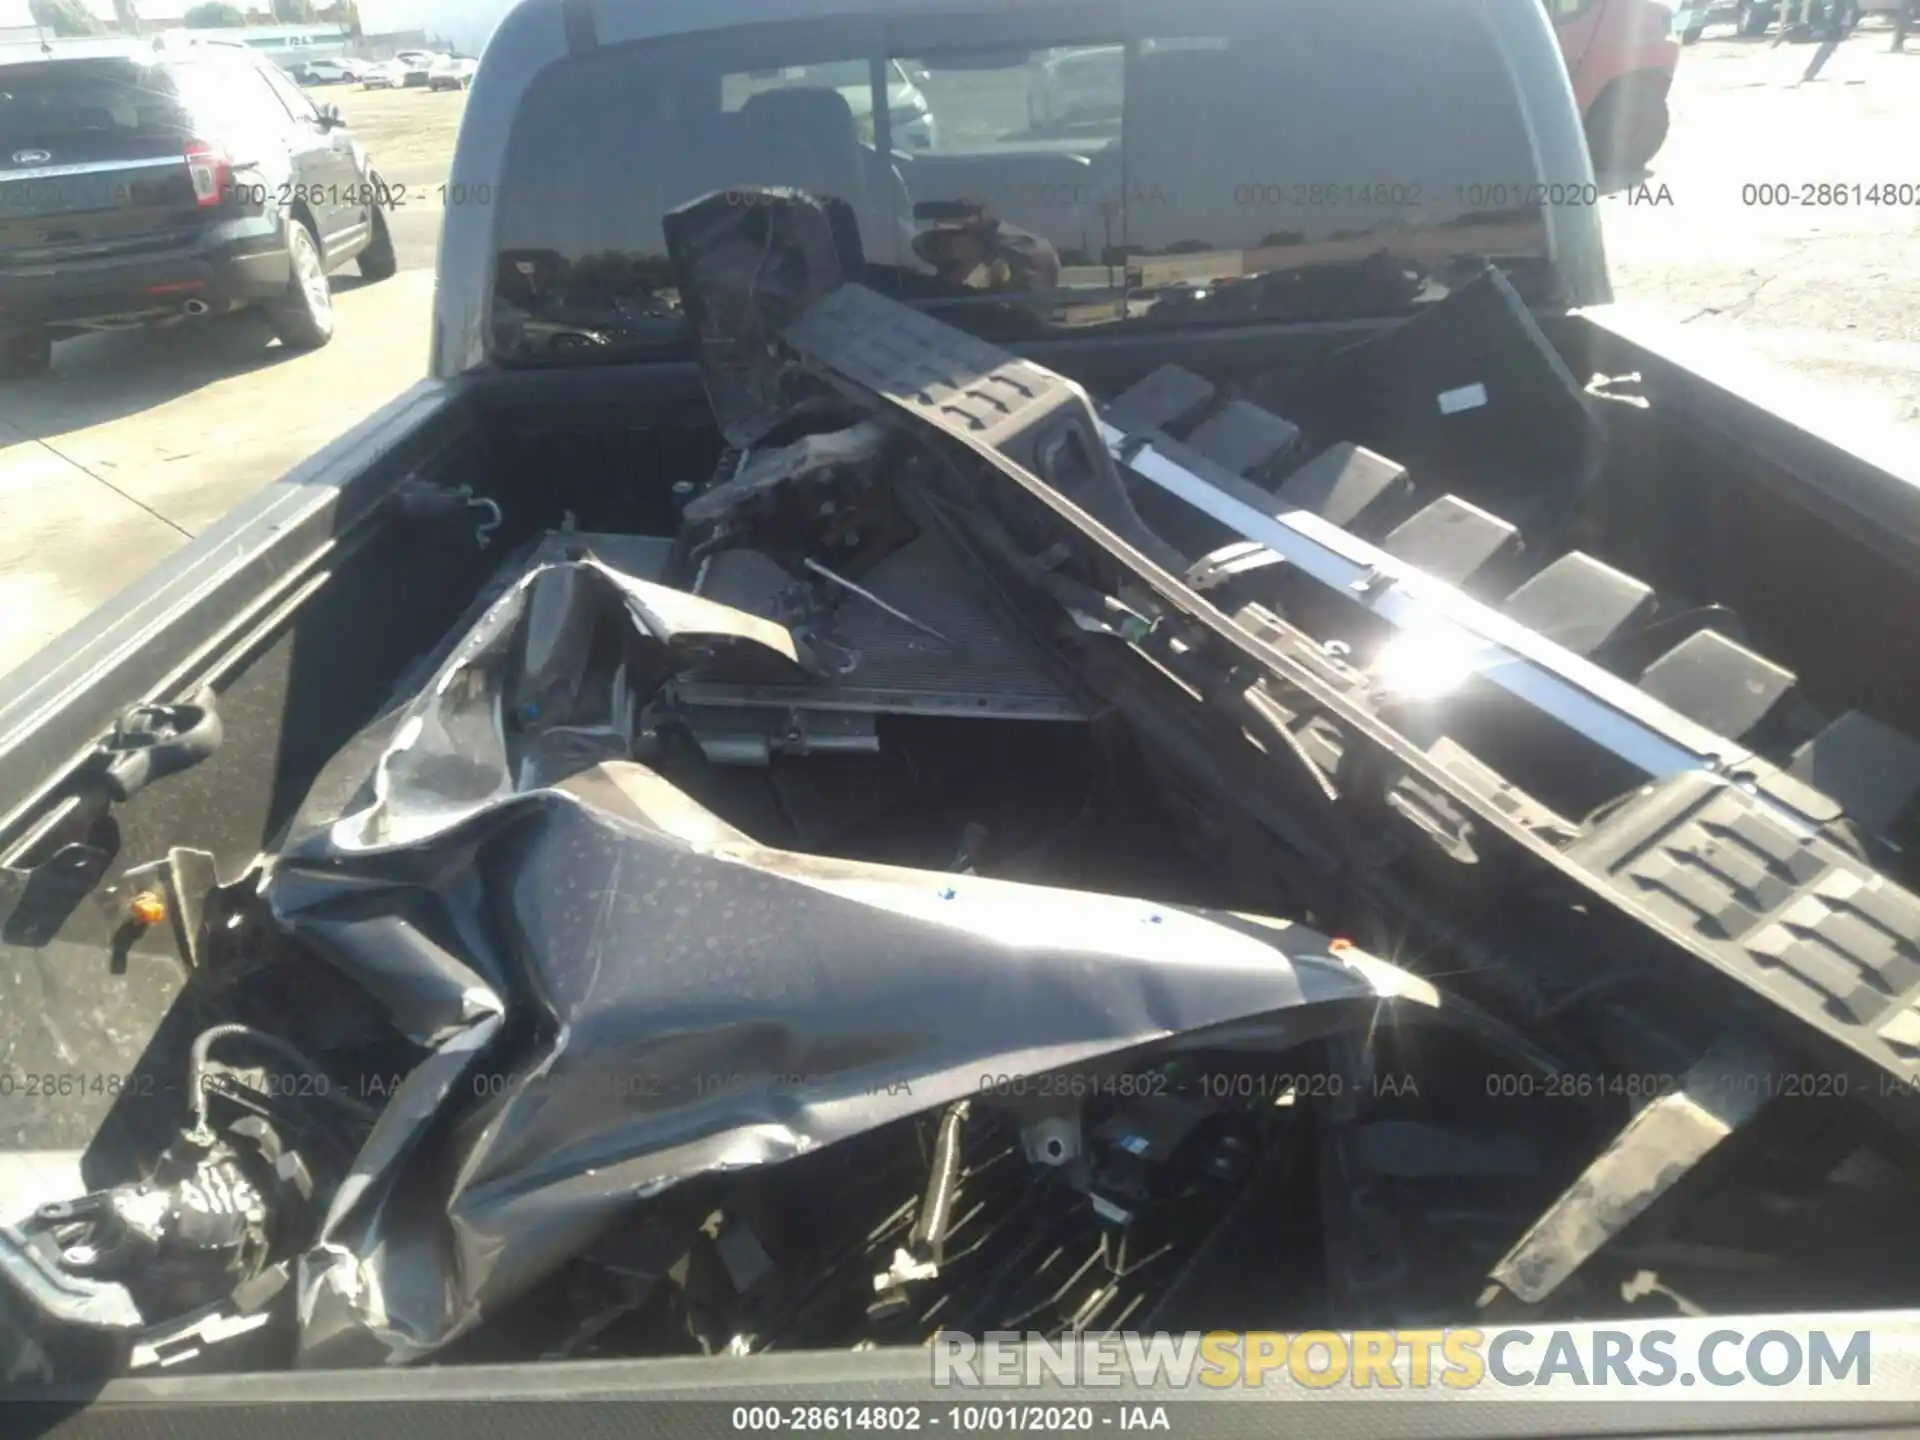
[1103,420,1786,798]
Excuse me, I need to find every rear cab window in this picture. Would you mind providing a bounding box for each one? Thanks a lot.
[489,0,1558,364]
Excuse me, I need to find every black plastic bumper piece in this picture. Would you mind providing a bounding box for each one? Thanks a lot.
[0,234,287,327]
[786,283,1189,574]
[1638,630,1796,741]
[663,188,862,447]
[1185,399,1304,481]
[1270,442,1411,533]
[776,279,1920,1094]
[1789,709,1920,840]
[1380,494,1520,590]
[1499,551,1656,658]
[1103,362,1217,435]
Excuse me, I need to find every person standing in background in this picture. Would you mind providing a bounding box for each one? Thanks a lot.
[1799,0,1856,80]
[1895,0,1913,52]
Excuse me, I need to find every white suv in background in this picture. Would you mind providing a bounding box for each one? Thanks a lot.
[428,55,479,91]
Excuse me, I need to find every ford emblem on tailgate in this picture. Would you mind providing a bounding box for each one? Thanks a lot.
[12,150,51,165]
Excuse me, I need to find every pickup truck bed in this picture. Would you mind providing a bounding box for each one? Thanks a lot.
[5,248,1920,1385]
[12,288,1920,881]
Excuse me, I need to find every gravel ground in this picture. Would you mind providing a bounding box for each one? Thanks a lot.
[1602,28,1920,432]
[331,82,471,183]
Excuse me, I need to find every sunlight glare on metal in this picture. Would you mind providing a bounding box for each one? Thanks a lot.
[1371,612,1495,701]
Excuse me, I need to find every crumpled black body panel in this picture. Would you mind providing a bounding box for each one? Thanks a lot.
[262,550,1430,1365]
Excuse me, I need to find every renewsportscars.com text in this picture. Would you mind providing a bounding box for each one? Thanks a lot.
[931,1328,1873,1391]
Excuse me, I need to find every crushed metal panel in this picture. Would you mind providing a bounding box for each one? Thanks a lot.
[279,788,1429,1365]
[262,536,1439,1365]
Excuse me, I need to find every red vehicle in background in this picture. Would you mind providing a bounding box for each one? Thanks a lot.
[1549,0,1681,171]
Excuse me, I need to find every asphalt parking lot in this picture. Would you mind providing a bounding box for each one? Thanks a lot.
[0,85,463,678]
[1600,27,1920,433]
[0,33,1916,679]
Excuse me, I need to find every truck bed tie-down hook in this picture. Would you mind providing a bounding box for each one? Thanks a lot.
[389,477,504,548]
[460,487,503,548]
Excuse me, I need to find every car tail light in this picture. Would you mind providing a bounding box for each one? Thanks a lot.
[184,140,231,208]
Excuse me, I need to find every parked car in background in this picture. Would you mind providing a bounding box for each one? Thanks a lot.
[393,51,438,88]
[1548,0,1678,170]
[1026,45,1123,133]
[295,59,362,85]
[428,55,478,91]
[360,59,403,89]
[0,42,399,375]
[1024,41,1202,136]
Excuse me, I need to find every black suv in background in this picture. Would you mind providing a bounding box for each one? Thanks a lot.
[0,39,397,377]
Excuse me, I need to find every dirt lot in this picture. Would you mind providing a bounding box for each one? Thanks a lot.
[0,36,1916,680]
[332,83,469,183]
